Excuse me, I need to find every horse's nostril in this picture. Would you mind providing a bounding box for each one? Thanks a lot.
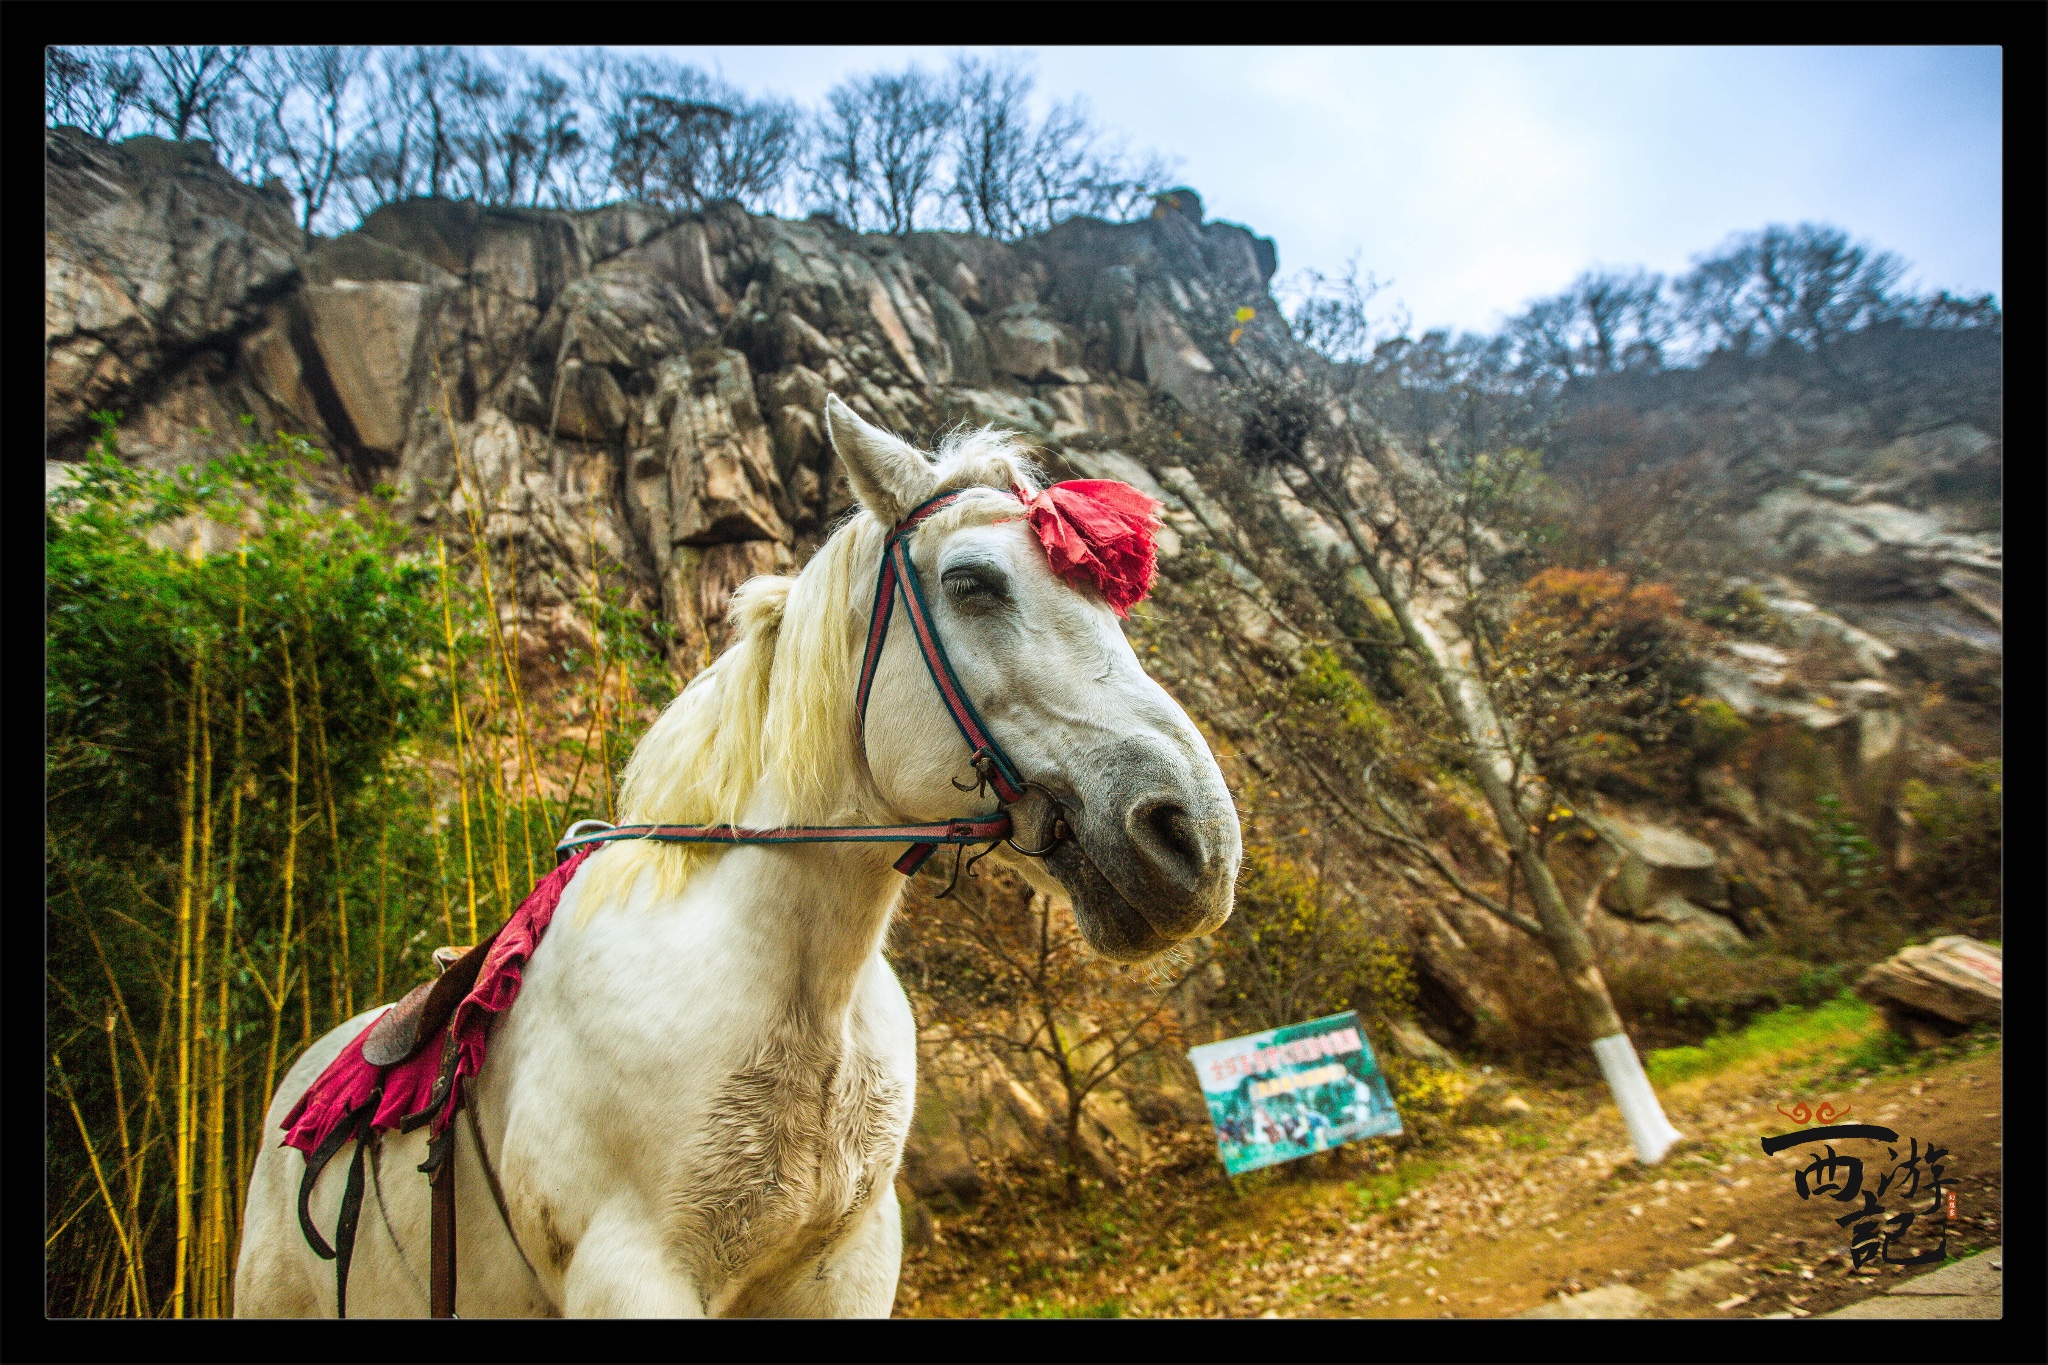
[1132,798,1205,887]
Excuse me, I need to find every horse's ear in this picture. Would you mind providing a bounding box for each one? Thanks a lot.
[824,394,936,525]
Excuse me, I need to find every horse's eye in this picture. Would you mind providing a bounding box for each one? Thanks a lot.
[942,566,1006,604]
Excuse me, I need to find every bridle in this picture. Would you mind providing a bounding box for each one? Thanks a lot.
[553,487,1068,892]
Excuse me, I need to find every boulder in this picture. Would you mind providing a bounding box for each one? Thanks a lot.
[985,305,1088,385]
[298,280,431,454]
[1856,936,2001,1041]
[1152,187,1205,223]
[1696,767,1764,830]
[1383,1017,1464,1072]
[549,359,630,445]
[1133,293,1217,409]
[1518,1283,1653,1319]
[661,349,788,546]
[1658,1259,1747,1308]
[1458,1077,1534,1126]
[1585,812,1725,916]
[1634,893,1747,952]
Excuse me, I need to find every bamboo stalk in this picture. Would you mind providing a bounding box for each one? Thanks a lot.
[209,539,248,1318]
[299,919,313,1054]
[101,1015,138,1315]
[376,817,390,1003]
[262,632,302,1111]
[430,810,456,945]
[302,623,354,1021]
[479,676,515,920]
[233,1063,249,1286]
[433,355,542,904]
[565,506,615,821]
[559,655,621,821]
[461,558,516,923]
[326,904,343,1031]
[171,651,199,1318]
[605,652,629,817]
[437,540,481,944]
[81,918,152,1309]
[54,1055,145,1317]
[189,657,215,1310]
[500,531,541,887]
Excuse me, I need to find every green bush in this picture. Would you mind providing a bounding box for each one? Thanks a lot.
[1680,696,1751,763]
[1288,645,1390,744]
[1644,992,1879,1085]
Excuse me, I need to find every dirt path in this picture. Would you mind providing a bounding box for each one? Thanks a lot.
[898,1036,2003,1318]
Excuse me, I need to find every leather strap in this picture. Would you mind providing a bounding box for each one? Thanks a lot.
[420,1119,458,1317]
[555,813,1013,855]
[295,1087,381,1318]
[555,492,1034,878]
[855,491,1028,805]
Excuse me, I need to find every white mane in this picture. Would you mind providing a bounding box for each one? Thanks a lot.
[574,424,1044,916]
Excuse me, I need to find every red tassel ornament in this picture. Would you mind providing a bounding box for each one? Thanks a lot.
[1013,480,1162,617]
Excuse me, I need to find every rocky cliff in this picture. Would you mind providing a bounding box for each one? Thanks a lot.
[45,127,2001,1058]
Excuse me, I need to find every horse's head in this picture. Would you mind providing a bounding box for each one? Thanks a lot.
[826,395,1239,962]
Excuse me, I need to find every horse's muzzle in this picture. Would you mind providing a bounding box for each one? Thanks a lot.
[1049,737,1239,959]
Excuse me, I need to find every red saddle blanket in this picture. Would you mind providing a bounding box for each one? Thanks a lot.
[281,848,596,1155]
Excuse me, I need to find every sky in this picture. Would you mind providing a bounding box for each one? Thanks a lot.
[589,45,2002,338]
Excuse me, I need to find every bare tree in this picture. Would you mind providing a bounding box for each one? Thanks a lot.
[807,66,952,233]
[1228,327,1688,1162]
[1674,223,1908,357]
[587,52,798,215]
[497,61,587,208]
[409,47,464,201]
[46,47,146,139]
[895,874,1202,1202]
[1504,268,1670,387]
[339,48,429,216]
[944,54,1170,240]
[138,46,249,142]
[947,53,1037,239]
[245,47,368,239]
[442,49,516,204]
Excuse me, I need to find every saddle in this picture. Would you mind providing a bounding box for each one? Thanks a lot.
[307,927,510,1318]
[360,928,506,1067]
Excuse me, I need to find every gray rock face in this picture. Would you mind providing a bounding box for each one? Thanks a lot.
[44,134,1998,1067]
[1586,813,1723,912]
[45,139,1290,674]
[45,128,304,450]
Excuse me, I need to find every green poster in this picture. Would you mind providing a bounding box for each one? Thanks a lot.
[1187,1011,1404,1176]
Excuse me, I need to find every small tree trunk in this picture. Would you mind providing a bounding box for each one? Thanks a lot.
[1315,478,1683,1163]
[1064,1103,1084,1205]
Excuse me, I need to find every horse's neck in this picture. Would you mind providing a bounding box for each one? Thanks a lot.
[723,844,907,1029]
[710,776,909,1029]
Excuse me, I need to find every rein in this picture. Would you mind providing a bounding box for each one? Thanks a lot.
[554,488,1053,891]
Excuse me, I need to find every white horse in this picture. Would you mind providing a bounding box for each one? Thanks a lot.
[234,396,1240,1317]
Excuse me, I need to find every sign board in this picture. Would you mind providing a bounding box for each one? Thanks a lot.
[1187,1011,1403,1176]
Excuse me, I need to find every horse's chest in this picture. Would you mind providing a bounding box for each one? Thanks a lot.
[670,1042,910,1282]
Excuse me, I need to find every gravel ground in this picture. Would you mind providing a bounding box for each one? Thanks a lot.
[898,1035,2002,1319]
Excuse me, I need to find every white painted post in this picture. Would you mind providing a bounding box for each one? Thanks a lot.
[1591,1033,1684,1164]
